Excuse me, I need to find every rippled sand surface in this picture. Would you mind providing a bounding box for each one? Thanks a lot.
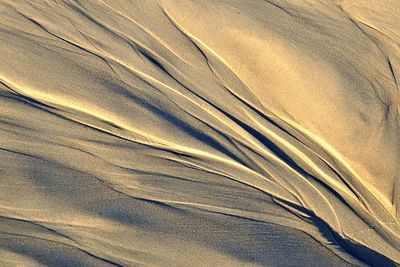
[0,1,399,266]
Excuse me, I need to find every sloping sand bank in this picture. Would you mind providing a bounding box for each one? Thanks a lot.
[0,0,399,266]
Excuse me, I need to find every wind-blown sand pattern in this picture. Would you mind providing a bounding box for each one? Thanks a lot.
[0,0,399,266]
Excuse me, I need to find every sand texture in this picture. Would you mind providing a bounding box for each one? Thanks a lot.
[0,0,399,266]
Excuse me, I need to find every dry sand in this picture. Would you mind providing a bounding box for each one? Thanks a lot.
[0,0,399,266]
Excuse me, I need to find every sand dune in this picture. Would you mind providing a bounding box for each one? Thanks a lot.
[0,0,399,266]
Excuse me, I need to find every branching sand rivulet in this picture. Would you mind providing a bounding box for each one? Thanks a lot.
[0,1,399,266]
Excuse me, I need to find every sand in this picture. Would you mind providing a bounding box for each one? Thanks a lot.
[0,0,399,266]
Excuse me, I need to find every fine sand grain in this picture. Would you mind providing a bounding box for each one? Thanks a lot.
[0,0,399,266]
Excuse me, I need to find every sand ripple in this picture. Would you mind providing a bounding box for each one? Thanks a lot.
[0,0,399,266]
